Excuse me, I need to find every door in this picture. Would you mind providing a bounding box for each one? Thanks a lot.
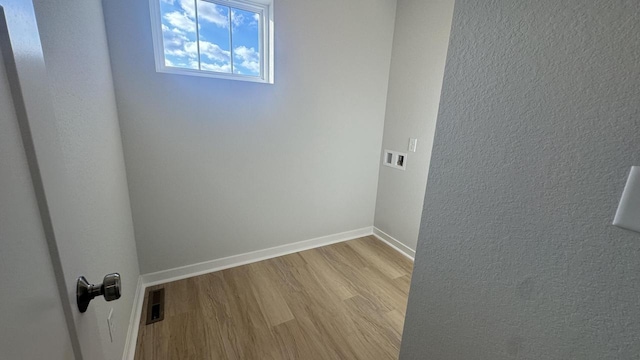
[0,1,78,359]
[1,1,140,359]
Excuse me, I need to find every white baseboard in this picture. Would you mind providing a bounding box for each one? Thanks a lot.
[122,276,144,360]
[141,226,374,286]
[372,227,415,260]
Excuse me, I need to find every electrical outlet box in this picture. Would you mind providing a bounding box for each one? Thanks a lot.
[383,150,407,171]
[107,308,115,343]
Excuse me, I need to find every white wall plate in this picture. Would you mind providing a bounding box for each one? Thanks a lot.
[613,166,640,233]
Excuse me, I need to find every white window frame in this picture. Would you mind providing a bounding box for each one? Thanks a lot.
[149,0,274,84]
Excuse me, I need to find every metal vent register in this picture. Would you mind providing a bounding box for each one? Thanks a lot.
[145,288,165,325]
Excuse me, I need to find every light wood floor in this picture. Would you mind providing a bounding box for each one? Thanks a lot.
[134,236,413,360]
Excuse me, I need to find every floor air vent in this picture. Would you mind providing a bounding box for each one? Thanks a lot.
[145,288,165,325]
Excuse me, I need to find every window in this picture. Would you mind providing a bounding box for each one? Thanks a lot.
[150,0,274,83]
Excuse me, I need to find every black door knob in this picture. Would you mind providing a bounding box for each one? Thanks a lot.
[76,273,121,313]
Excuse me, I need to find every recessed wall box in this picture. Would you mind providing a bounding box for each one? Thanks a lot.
[382,150,407,171]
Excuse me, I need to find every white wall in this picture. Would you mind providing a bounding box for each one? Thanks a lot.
[0,20,74,359]
[401,0,640,359]
[102,0,397,273]
[31,1,140,359]
[374,0,454,251]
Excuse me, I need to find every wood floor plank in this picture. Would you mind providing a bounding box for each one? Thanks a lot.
[315,247,399,313]
[167,313,205,359]
[384,309,406,338]
[343,295,402,360]
[299,249,357,300]
[279,265,364,358]
[248,260,295,327]
[194,273,236,359]
[361,236,413,273]
[347,238,406,279]
[134,236,413,360]
[359,266,410,311]
[163,277,201,317]
[393,274,412,296]
[220,265,282,360]
[272,318,341,360]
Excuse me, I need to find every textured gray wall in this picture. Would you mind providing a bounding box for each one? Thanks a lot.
[374,0,454,251]
[401,0,640,359]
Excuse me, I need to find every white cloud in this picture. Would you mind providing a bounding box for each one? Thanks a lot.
[162,23,195,59]
[163,18,231,72]
[201,62,231,73]
[163,24,189,42]
[183,40,230,63]
[161,0,175,4]
[249,13,259,27]
[232,10,260,28]
[231,10,244,27]
[165,48,189,58]
[233,46,260,74]
[178,0,195,18]
[188,59,199,69]
[179,0,229,28]
[168,59,197,70]
[164,23,187,36]
[164,11,196,33]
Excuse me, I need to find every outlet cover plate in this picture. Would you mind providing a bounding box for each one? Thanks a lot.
[107,308,115,343]
[613,166,640,233]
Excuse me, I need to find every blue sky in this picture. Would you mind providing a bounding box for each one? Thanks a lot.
[160,0,261,76]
